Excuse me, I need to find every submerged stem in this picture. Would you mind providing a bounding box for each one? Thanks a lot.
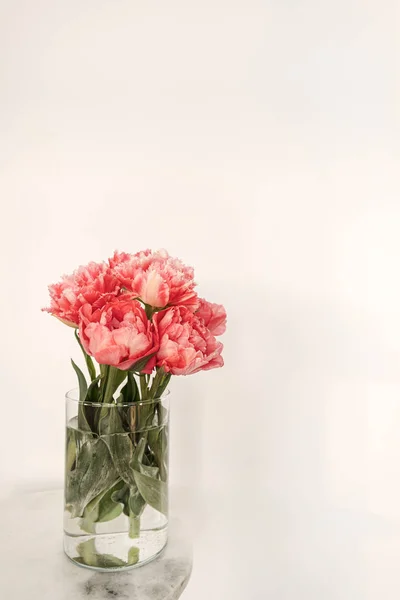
[129,515,141,539]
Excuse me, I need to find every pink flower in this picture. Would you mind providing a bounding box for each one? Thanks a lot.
[108,250,132,268]
[79,296,158,372]
[195,298,227,336]
[43,262,120,327]
[110,249,199,311]
[154,307,224,375]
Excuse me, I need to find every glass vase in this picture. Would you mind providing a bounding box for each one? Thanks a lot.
[64,389,170,570]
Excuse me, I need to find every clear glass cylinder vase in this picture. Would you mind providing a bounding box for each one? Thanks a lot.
[64,389,170,570]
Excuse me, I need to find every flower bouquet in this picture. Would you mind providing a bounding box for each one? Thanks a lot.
[43,249,226,570]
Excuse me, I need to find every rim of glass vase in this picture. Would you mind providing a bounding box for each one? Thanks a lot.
[65,387,170,408]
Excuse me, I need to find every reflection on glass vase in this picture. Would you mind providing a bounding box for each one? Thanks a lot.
[64,389,170,571]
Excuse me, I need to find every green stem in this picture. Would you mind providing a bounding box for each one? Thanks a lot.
[74,330,97,381]
[144,304,156,320]
[149,369,165,398]
[102,366,128,404]
[155,373,171,399]
[139,374,148,400]
[100,365,110,402]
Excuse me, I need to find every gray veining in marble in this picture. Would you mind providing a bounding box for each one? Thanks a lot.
[0,489,192,600]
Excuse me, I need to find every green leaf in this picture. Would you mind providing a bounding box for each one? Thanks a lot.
[96,399,129,436]
[100,421,148,529]
[80,508,99,534]
[109,481,146,530]
[75,329,97,381]
[133,469,168,516]
[120,372,139,403]
[156,373,171,398]
[80,479,123,533]
[66,418,94,451]
[149,369,164,398]
[128,353,156,374]
[78,404,92,433]
[71,359,92,432]
[127,486,146,539]
[86,375,101,403]
[80,376,101,433]
[148,426,169,482]
[139,464,159,478]
[101,409,137,487]
[65,428,77,472]
[97,405,111,434]
[98,405,127,436]
[132,436,147,467]
[66,438,118,518]
[97,481,125,523]
[111,483,130,516]
[128,484,146,518]
[107,434,136,487]
[96,554,128,569]
[136,401,158,431]
[131,435,168,515]
[71,359,87,402]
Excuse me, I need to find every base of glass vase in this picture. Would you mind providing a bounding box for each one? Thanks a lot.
[64,525,168,571]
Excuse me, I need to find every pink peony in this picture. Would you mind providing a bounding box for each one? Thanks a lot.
[110,249,199,311]
[195,298,227,336]
[154,306,224,376]
[108,250,132,269]
[79,296,158,372]
[43,262,120,327]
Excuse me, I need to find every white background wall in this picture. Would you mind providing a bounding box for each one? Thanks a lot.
[0,1,399,598]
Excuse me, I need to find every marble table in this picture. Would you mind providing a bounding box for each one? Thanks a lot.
[0,488,192,600]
